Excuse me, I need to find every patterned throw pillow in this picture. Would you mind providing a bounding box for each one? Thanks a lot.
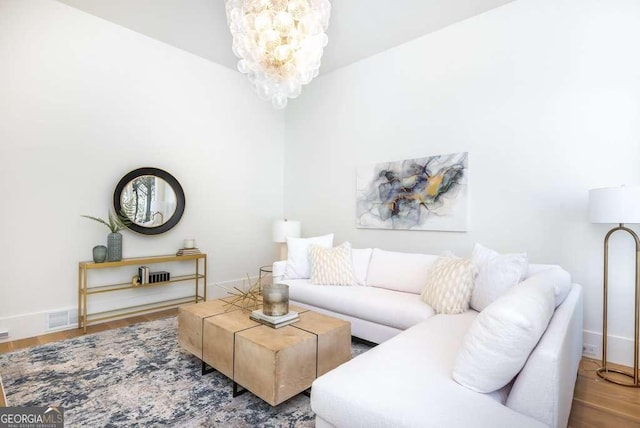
[309,242,356,286]
[421,256,475,314]
[284,234,334,279]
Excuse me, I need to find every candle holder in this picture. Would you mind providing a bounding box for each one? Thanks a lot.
[262,283,289,316]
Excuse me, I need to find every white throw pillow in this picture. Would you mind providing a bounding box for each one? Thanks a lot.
[452,279,555,393]
[470,243,528,312]
[366,249,438,293]
[420,256,475,314]
[351,248,373,285]
[309,242,356,286]
[525,265,572,308]
[284,234,334,279]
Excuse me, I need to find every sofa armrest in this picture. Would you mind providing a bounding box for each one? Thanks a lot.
[506,283,583,427]
[273,260,287,282]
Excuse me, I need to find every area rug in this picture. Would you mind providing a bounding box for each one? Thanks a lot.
[0,316,371,427]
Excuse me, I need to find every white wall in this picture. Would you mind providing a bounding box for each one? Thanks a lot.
[2,0,640,367]
[0,0,284,339]
[284,0,640,365]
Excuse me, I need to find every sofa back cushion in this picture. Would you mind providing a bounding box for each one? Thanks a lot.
[366,249,438,294]
[351,248,373,285]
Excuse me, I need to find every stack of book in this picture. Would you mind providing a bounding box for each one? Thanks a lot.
[149,271,170,283]
[250,310,299,329]
[138,266,150,284]
[176,247,201,256]
[136,267,170,285]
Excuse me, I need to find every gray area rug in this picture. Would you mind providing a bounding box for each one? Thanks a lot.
[0,316,371,427]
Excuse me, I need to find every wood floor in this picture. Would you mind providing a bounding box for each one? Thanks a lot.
[569,358,640,427]
[0,309,177,354]
[1,311,639,427]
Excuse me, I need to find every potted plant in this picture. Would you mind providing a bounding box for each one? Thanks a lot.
[82,212,130,262]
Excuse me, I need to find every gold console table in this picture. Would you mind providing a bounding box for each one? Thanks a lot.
[78,253,206,333]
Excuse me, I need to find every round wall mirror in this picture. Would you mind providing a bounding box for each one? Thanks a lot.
[113,167,185,235]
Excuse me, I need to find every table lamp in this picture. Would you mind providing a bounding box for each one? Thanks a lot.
[589,185,640,387]
[272,219,301,260]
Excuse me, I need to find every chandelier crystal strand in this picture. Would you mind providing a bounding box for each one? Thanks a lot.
[225,0,331,109]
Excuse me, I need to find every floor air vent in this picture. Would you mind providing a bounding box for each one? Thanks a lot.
[47,310,72,330]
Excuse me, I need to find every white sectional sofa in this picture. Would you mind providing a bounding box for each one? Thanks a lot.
[273,247,583,428]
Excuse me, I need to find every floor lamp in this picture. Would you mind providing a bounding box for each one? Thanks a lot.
[589,185,640,387]
[272,219,301,261]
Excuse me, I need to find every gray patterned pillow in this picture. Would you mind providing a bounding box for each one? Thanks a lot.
[421,256,475,314]
[309,242,356,286]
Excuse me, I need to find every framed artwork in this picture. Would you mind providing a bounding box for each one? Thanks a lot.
[356,152,469,231]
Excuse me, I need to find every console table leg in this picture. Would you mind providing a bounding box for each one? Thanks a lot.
[82,267,88,333]
[77,266,82,330]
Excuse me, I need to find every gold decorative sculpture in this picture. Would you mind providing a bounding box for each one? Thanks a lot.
[218,275,262,312]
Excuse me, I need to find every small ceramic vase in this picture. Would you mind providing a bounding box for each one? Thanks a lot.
[92,245,108,263]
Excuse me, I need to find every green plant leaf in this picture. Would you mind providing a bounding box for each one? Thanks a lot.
[82,212,130,233]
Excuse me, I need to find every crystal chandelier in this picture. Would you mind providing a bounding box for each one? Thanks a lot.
[225,0,331,109]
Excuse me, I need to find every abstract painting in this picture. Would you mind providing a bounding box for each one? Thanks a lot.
[356,152,469,231]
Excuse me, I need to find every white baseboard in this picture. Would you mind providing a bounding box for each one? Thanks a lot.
[582,329,637,368]
[0,277,258,344]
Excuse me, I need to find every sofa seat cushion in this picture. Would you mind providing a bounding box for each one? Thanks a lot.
[281,279,435,331]
[311,313,545,428]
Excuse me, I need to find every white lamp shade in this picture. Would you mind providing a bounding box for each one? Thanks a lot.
[272,220,301,243]
[589,185,640,224]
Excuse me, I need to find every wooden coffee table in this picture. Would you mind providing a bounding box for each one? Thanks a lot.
[178,298,351,406]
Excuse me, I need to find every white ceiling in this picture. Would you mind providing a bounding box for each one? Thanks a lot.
[56,0,514,74]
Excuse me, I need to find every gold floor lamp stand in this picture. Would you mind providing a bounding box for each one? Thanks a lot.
[597,223,640,387]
